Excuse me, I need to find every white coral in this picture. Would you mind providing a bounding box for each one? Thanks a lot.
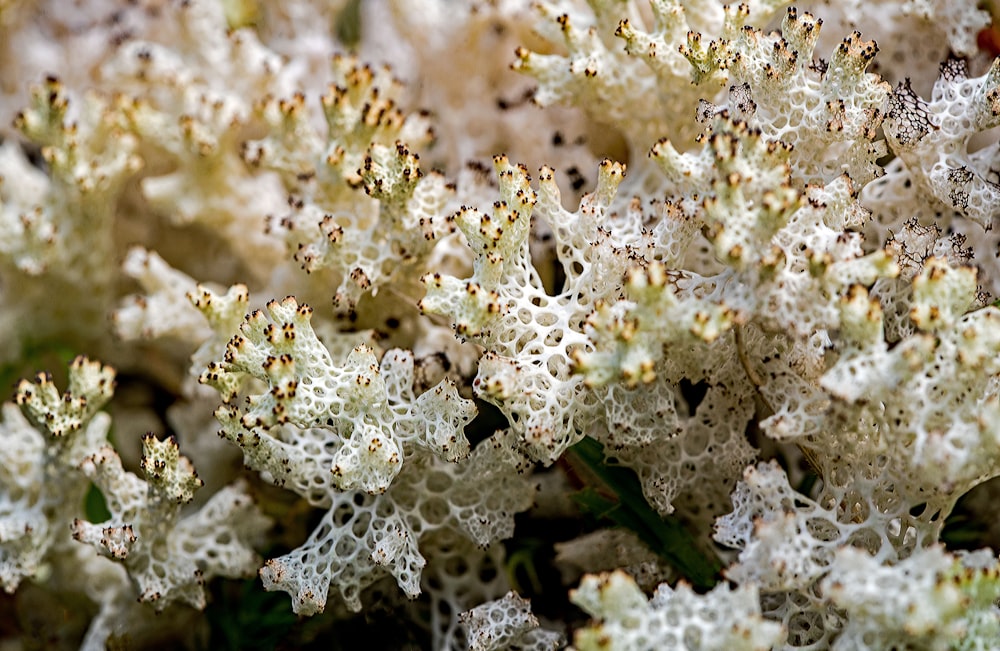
[203,295,476,495]
[824,546,1000,650]
[571,569,784,651]
[460,591,564,651]
[882,57,1000,229]
[3,0,1000,649]
[71,435,270,610]
[256,428,536,615]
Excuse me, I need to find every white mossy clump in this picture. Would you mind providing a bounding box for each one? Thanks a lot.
[4,0,1000,649]
[459,591,565,651]
[824,545,1000,650]
[71,435,271,610]
[0,357,115,593]
[882,57,1000,229]
[201,295,477,495]
[571,569,784,650]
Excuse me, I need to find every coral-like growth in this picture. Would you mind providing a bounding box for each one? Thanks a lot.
[514,0,787,152]
[114,247,211,344]
[682,8,889,182]
[202,296,475,495]
[651,116,898,347]
[97,0,286,266]
[0,403,113,594]
[573,261,734,388]
[1,358,110,588]
[254,428,536,615]
[820,261,1000,496]
[71,435,270,610]
[882,57,1000,228]
[4,0,1000,648]
[459,591,564,651]
[15,355,115,440]
[246,55,454,310]
[422,156,616,462]
[199,293,538,617]
[824,546,1000,650]
[1,79,140,357]
[571,569,784,650]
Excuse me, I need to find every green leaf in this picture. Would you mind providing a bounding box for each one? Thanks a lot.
[335,0,362,50]
[568,436,722,590]
[83,482,111,523]
[504,537,545,595]
[207,578,299,651]
[0,340,78,396]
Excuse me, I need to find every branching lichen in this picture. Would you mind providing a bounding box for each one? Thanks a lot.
[2,0,1000,648]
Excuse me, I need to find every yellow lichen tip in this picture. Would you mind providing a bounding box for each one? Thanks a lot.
[140,433,204,504]
[910,258,978,332]
[15,355,116,438]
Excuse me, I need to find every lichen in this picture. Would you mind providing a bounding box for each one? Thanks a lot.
[2,0,1000,648]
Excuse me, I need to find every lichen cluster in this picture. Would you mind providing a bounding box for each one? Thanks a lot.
[2,0,1000,649]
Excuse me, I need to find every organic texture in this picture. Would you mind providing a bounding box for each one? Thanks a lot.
[2,0,1000,649]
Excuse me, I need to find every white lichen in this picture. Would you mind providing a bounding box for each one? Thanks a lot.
[2,0,1000,648]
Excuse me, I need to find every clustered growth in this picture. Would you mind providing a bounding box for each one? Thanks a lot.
[2,0,1000,649]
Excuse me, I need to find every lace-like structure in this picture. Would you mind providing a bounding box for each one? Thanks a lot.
[3,1,1000,648]
[200,294,536,615]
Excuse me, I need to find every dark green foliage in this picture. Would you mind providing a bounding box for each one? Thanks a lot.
[567,437,723,591]
[83,482,111,524]
[335,0,363,50]
[206,579,299,651]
